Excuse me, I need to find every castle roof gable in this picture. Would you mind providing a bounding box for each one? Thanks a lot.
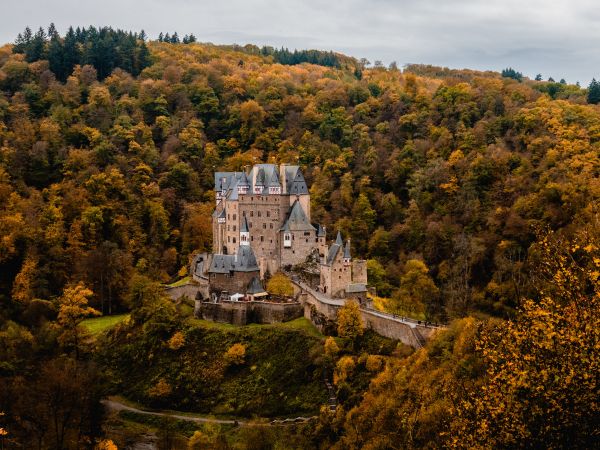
[280,199,316,232]
[246,276,266,294]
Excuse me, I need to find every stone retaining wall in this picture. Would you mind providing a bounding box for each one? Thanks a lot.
[197,301,303,325]
[292,279,442,348]
[165,280,209,302]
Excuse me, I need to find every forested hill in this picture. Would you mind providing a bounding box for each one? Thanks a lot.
[0,29,598,322]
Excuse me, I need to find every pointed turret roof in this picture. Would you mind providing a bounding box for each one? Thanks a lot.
[335,231,343,246]
[255,168,266,185]
[317,224,326,237]
[246,276,266,294]
[241,215,249,232]
[280,199,316,232]
[344,240,351,259]
[267,169,281,187]
[289,168,308,195]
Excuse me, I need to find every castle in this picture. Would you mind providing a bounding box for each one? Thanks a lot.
[197,164,367,300]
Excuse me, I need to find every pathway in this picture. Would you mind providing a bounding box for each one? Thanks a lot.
[102,398,317,427]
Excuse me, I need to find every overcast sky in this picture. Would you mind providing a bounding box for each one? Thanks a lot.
[1,0,598,84]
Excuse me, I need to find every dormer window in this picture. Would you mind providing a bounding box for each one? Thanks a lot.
[284,232,292,248]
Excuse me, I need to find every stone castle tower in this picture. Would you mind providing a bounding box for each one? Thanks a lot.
[212,164,319,277]
[210,163,368,299]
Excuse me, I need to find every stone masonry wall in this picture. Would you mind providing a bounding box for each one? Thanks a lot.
[197,301,303,325]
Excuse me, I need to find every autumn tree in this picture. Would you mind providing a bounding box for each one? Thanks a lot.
[56,282,100,358]
[452,228,600,449]
[224,343,246,366]
[266,272,294,298]
[337,300,363,340]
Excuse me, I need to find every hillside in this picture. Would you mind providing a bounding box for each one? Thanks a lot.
[0,29,598,449]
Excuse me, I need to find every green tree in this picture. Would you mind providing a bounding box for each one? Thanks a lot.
[587,78,600,104]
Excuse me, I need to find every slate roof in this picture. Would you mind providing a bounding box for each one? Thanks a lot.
[326,243,342,265]
[288,167,309,195]
[317,224,326,237]
[215,165,307,197]
[346,283,367,293]
[280,200,316,232]
[335,231,343,246]
[344,240,351,259]
[241,215,249,232]
[208,245,259,273]
[247,276,266,294]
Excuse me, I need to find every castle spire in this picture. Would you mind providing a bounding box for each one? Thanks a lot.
[335,231,343,246]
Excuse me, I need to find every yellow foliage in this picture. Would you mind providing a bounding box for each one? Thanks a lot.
[337,300,363,339]
[324,336,340,357]
[334,356,356,384]
[266,272,294,297]
[148,378,172,398]
[95,439,118,450]
[224,343,246,365]
[167,331,185,350]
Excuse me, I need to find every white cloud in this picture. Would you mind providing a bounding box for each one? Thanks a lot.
[0,0,598,83]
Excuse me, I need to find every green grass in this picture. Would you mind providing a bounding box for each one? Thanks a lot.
[82,313,129,335]
[185,317,323,338]
[166,276,191,287]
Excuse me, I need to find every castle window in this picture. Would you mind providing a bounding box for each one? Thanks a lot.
[233,237,236,243]
[267,211,270,217]
[227,225,230,231]
[251,236,254,241]
[233,226,236,231]
[270,223,273,229]
[250,211,254,217]
[258,211,261,217]
[304,232,310,236]
[260,236,264,242]
[242,211,246,217]
[233,214,236,220]
[263,223,266,229]
[228,214,230,220]
[228,237,230,242]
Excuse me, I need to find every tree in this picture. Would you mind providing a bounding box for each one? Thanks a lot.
[501,67,522,81]
[324,336,340,357]
[535,73,543,81]
[266,272,294,298]
[587,78,600,104]
[394,259,440,319]
[452,229,600,449]
[56,282,100,358]
[224,343,246,365]
[337,300,363,340]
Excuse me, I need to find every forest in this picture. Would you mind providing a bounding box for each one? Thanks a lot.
[0,25,598,449]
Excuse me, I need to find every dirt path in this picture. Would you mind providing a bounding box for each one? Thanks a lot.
[102,398,316,427]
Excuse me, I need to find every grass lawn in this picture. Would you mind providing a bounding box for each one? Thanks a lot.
[82,313,129,335]
[166,276,191,287]
[186,316,323,338]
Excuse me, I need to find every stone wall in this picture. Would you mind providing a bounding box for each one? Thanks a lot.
[209,270,258,295]
[164,281,209,301]
[292,279,442,348]
[197,301,303,325]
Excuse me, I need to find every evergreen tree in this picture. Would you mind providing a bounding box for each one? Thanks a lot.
[535,73,543,81]
[501,67,522,82]
[587,78,600,104]
[47,25,65,80]
[158,32,164,42]
[26,27,47,62]
[62,26,80,80]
